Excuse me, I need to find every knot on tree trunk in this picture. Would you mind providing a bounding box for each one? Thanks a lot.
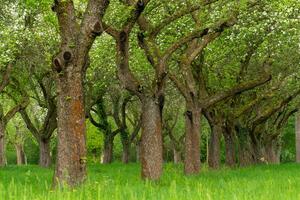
[90,21,103,37]
[52,49,73,73]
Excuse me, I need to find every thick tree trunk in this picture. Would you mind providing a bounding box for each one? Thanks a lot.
[15,144,26,165]
[140,97,163,180]
[39,139,51,167]
[53,72,87,186]
[223,131,236,167]
[173,148,182,164]
[102,135,114,164]
[184,105,201,175]
[0,122,6,166]
[296,113,300,163]
[208,122,222,169]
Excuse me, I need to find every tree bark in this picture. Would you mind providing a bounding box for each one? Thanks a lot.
[39,139,51,167]
[15,144,27,165]
[208,122,222,169]
[122,139,130,164]
[54,72,87,186]
[140,97,163,180]
[102,135,114,164]
[296,113,300,163]
[263,141,280,164]
[0,121,6,166]
[173,148,182,164]
[184,104,201,175]
[223,129,236,167]
[136,142,140,162]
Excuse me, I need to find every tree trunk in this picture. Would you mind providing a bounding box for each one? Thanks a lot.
[136,142,140,162]
[184,104,201,175]
[140,97,163,180]
[122,141,130,164]
[208,122,222,169]
[0,121,6,166]
[263,141,280,164]
[15,144,26,165]
[53,71,87,187]
[102,135,114,164]
[296,113,300,163]
[39,139,51,167]
[223,130,236,167]
[173,148,182,164]
[121,131,130,164]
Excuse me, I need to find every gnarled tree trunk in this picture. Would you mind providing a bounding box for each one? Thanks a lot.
[184,104,201,175]
[208,121,222,169]
[39,139,51,167]
[140,97,163,180]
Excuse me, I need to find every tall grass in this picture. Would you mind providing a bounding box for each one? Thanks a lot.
[1,163,300,200]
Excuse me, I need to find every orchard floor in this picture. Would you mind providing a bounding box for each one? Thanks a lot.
[1,163,300,200]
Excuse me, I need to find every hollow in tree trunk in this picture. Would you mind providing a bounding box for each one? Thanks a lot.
[39,139,51,167]
[102,134,114,164]
[208,122,222,169]
[140,97,163,180]
[53,72,87,187]
[184,105,201,175]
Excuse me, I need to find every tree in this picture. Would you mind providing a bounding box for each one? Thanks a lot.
[51,0,109,186]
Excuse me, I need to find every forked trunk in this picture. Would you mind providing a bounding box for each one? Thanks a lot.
[184,105,201,175]
[223,130,236,167]
[0,122,6,166]
[53,71,87,187]
[39,139,51,167]
[208,122,222,169]
[140,97,163,180]
[15,144,27,165]
[102,135,114,164]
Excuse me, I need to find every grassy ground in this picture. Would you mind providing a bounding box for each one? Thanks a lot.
[1,163,300,200]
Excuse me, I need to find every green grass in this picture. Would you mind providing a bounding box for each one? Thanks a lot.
[1,163,300,200]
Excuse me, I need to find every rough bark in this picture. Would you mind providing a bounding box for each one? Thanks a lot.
[296,113,300,163]
[121,136,130,164]
[184,105,201,175]
[263,141,280,164]
[39,139,51,167]
[102,135,114,164]
[140,97,163,180]
[208,122,222,169]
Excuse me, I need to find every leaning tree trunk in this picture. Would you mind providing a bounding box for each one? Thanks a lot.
[0,121,6,166]
[102,134,114,164]
[208,122,222,169]
[184,104,201,175]
[53,71,87,186]
[296,113,300,163]
[39,138,51,167]
[15,144,26,165]
[223,130,236,167]
[140,97,163,180]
